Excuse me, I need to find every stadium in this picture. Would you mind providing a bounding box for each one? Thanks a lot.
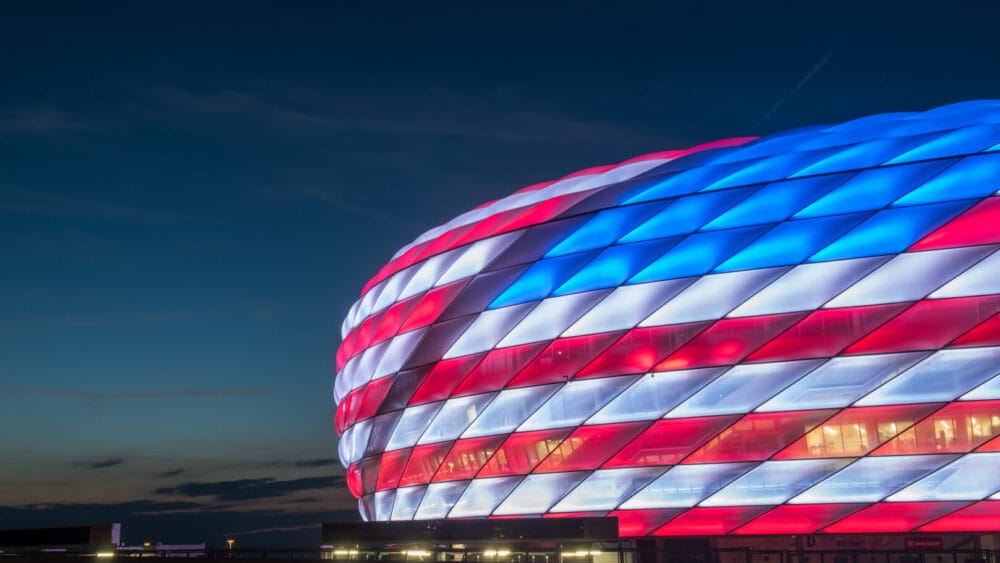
[333,100,1000,538]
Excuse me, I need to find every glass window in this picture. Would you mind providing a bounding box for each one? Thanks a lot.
[477,428,573,477]
[497,290,608,348]
[889,453,1000,501]
[390,485,426,521]
[874,400,1000,455]
[534,422,649,472]
[640,268,787,326]
[826,246,994,307]
[443,303,536,359]
[757,353,928,411]
[433,435,506,482]
[603,416,740,467]
[550,467,666,512]
[667,360,822,418]
[494,472,590,515]
[462,384,560,438]
[701,458,852,506]
[414,481,468,520]
[656,312,806,371]
[856,347,1000,406]
[519,376,638,431]
[418,393,497,445]
[448,476,523,518]
[620,463,753,509]
[931,249,1000,298]
[792,454,957,503]
[564,278,694,336]
[684,410,837,463]
[588,367,725,424]
[576,323,713,379]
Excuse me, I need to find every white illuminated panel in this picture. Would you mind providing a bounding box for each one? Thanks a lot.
[620,463,753,509]
[346,418,373,464]
[667,360,822,418]
[588,368,725,424]
[855,347,1000,406]
[961,374,1000,401]
[435,232,522,287]
[418,393,497,445]
[373,267,418,314]
[414,481,468,520]
[700,459,852,506]
[519,376,638,431]
[443,303,536,359]
[550,467,666,512]
[640,268,788,326]
[398,250,461,301]
[498,290,608,347]
[756,353,928,412]
[391,485,425,521]
[374,490,396,521]
[930,248,1000,298]
[372,328,427,380]
[462,384,560,438]
[825,246,993,308]
[493,473,590,515]
[448,476,522,517]
[729,256,887,317]
[888,453,1000,501]
[563,278,693,336]
[791,455,957,503]
[386,403,442,451]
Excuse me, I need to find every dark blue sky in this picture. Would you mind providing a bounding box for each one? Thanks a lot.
[2,0,999,548]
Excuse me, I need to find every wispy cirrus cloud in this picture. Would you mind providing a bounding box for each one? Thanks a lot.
[76,457,127,470]
[0,106,97,134]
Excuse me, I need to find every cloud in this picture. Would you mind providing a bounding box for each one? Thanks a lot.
[0,106,96,134]
[1,387,275,400]
[78,458,126,470]
[157,468,186,479]
[155,476,346,502]
[291,458,339,468]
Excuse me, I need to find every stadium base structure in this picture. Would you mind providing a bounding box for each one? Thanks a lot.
[334,100,1000,535]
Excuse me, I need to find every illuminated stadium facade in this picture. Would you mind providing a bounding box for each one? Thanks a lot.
[333,101,1000,538]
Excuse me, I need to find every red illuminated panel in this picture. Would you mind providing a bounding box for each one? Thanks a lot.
[477,429,573,477]
[872,400,1000,455]
[336,330,358,370]
[498,190,596,235]
[733,504,867,535]
[335,386,364,434]
[653,506,770,536]
[452,342,548,396]
[951,312,1000,348]
[845,296,1000,355]
[683,410,837,463]
[375,448,411,491]
[747,304,909,363]
[918,501,1000,532]
[432,435,506,482]
[610,509,685,537]
[543,511,608,519]
[362,241,430,297]
[353,376,396,424]
[576,323,711,379]
[977,435,1000,452]
[346,462,363,498]
[655,313,806,371]
[603,416,740,468]
[370,292,423,346]
[398,442,453,487]
[508,332,623,387]
[415,222,475,260]
[398,279,469,333]
[408,353,486,405]
[534,422,650,473]
[822,502,970,534]
[352,312,385,357]
[451,208,524,248]
[773,404,942,459]
[911,196,1000,250]
[360,455,380,495]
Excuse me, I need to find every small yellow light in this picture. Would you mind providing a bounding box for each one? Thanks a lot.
[484,550,498,557]
[498,550,511,557]
[96,552,115,559]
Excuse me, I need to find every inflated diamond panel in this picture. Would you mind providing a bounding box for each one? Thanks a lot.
[334,101,1000,535]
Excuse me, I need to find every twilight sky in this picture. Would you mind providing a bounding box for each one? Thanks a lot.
[2,0,1000,548]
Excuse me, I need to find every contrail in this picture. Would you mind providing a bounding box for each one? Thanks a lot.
[757,40,838,128]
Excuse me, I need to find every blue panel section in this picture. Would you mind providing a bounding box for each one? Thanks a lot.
[715,213,868,272]
[792,133,938,177]
[796,160,956,218]
[703,175,849,230]
[620,188,756,242]
[554,238,679,295]
[702,147,844,191]
[624,161,754,204]
[894,153,1000,206]
[628,225,771,283]
[489,250,599,308]
[888,125,1000,164]
[546,201,666,257]
[809,200,973,263]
